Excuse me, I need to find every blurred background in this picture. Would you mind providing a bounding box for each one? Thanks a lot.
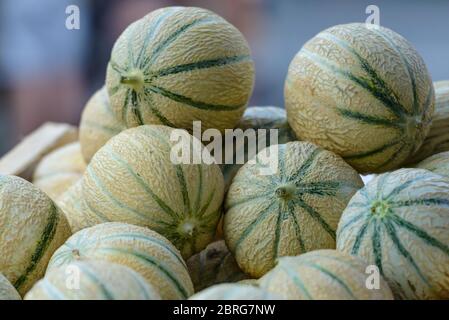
[0,0,448,155]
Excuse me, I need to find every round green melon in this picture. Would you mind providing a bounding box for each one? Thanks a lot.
[79,87,125,163]
[186,240,248,292]
[106,6,254,132]
[224,141,363,277]
[47,222,194,300]
[337,168,449,299]
[259,250,393,300]
[220,106,297,189]
[25,260,160,300]
[33,142,86,200]
[0,175,71,295]
[82,125,224,259]
[414,151,449,178]
[0,273,21,300]
[189,283,277,300]
[285,23,434,174]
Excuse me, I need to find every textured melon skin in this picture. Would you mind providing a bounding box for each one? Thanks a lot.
[47,222,194,300]
[25,261,160,300]
[189,283,277,300]
[186,240,248,292]
[33,142,86,200]
[0,175,71,295]
[106,6,254,133]
[337,169,449,299]
[414,151,449,178]
[82,125,224,259]
[79,87,125,164]
[259,250,393,300]
[0,273,21,300]
[57,180,103,233]
[220,106,297,189]
[285,23,434,174]
[224,141,363,278]
[406,81,449,164]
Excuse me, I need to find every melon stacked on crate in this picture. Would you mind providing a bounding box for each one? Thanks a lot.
[0,6,448,300]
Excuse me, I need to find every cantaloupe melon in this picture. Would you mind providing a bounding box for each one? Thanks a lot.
[0,273,21,300]
[186,240,248,292]
[106,6,254,133]
[285,23,434,174]
[414,151,449,178]
[337,168,449,299]
[33,142,86,200]
[406,80,449,164]
[189,283,277,300]
[259,249,393,300]
[82,125,224,259]
[0,175,71,295]
[79,87,125,163]
[220,106,297,189]
[25,260,160,300]
[57,180,104,233]
[224,141,363,277]
[47,222,194,300]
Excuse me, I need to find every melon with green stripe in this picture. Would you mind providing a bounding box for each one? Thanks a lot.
[285,23,434,174]
[106,6,254,132]
[47,222,194,300]
[25,260,160,300]
[0,273,21,300]
[57,180,103,233]
[406,81,449,164]
[82,125,224,259]
[0,175,71,295]
[186,240,248,292]
[337,168,449,299]
[220,106,297,189]
[79,86,125,163]
[414,151,449,178]
[33,142,86,201]
[224,141,363,277]
[259,249,393,300]
[189,283,277,300]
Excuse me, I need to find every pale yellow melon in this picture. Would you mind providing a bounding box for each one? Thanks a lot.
[224,141,363,277]
[33,142,86,200]
[0,175,71,295]
[79,86,125,163]
[0,273,21,300]
[285,23,434,173]
[25,260,160,300]
[259,250,393,300]
[414,151,449,178]
[186,240,248,292]
[189,283,277,300]
[106,6,254,133]
[47,222,194,300]
[82,125,224,259]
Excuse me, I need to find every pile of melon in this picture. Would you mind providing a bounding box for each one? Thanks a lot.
[1,6,448,300]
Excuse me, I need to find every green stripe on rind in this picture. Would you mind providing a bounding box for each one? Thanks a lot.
[383,220,428,285]
[338,213,365,235]
[82,120,122,135]
[99,247,190,299]
[337,108,402,129]
[41,279,66,300]
[197,187,216,218]
[390,198,449,208]
[127,269,151,299]
[384,173,430,199]
[390,214,449,256]
[83,195,111,223]
[149,85,244,111]
[280,265,313,299]
[288,201,306,252]
[152,55,251,78]
[343,138,400,160]
[109,60,127,74]
[14,203,59,290]
[225,192,274,210]
[232,202,277,252]
[350,220,370,255]
[121,89,131,125]
[193,165,203,213]
[105,148,180,221]
[288,147,321,183]
[301,261,356,299]
[175,165,191,214]
[273,204,283,261]
[293,199,336,240]
[142,90,177,127]
[77,263,115,300]
[131,90,144,126]
[374,142,407,171]
[296,181,340,197]
[371,220,384,275]
[315,32,409,118]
